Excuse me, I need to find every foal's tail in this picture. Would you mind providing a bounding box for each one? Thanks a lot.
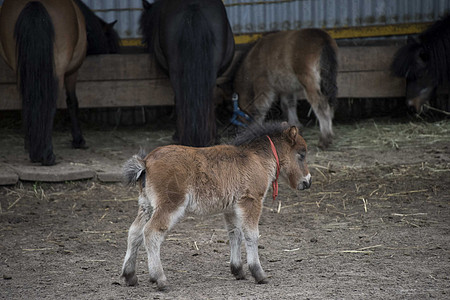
[15,2,58,165]
[319,39,338,109]
[175,4,216,147]
[123,150,147,186]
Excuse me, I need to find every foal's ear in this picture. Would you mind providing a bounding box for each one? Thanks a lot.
[287,126,298,145]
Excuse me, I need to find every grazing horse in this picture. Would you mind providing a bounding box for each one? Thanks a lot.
[121,122,311,290]
[233,29,338,149]
[391,15,450,113]
[0,0,119,165]
[140,0,235,147]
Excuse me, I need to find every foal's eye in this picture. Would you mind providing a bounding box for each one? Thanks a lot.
[297,153,305,161]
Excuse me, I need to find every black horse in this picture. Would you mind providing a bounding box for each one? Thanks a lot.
[391,15,450,113]
[74,0,120,55]
[140,0,235,147]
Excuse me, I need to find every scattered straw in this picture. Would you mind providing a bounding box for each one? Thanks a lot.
[357,245,383,251]
[283,248,300,252]
[361,198,368,213]
[339,250,373,254]
[277,201,282,213]
[423,104,450,116]
[7,196,22,210]
[392,213,427,217]
[386,189,428,197]
[99,212,108,221]
[22,248,54,252]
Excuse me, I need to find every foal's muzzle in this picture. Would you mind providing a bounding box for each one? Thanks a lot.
[298,174,312,190]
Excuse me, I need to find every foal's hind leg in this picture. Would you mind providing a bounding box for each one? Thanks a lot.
[280,94,302,129]
[238,197,268,284]
[121,206,150,286]
[248,88,277,124]
[304,86,334,149]
[224,211,245,280]
[64,71,86,149]
[143,203,186,291]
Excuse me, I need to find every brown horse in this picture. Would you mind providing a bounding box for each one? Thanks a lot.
[121,122,311,290]
[233,29,338,149]
[0,0,117,165]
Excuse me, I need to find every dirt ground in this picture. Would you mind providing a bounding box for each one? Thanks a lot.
[0,117,449,300]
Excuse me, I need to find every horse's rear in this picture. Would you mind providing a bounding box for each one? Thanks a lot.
[235,29,338,149]
[0,0,87,165]
[141,0,235,147]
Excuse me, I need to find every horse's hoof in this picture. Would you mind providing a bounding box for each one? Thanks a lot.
[172,132,179,144]
[72,139,88,149]
[41,153,56,166]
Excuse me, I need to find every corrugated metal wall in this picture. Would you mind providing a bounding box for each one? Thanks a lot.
[1,0,449,39]
[81,0,143,40]
[224,0,449,34]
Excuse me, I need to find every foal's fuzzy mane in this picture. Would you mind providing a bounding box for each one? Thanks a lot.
[232,122,289,146]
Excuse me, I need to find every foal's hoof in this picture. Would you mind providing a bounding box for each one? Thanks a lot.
[122,273,138,286]
[318,137,332,150]
[156,279,168,291]
[256,277,269,284]
[231,265,246,280]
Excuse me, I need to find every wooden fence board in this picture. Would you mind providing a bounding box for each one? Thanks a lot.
[0,46,415,110]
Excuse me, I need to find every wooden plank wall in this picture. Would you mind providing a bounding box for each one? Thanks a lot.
[0,46,406,110]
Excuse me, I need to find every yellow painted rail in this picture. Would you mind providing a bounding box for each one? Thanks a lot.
[121,22,432,46]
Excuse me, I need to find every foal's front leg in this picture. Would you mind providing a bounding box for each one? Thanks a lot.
[238,197,268,284]
[224,212,245,280]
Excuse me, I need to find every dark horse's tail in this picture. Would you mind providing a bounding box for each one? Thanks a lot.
[14,2,58,165]
[175,4,216,147]
[320,40,338,109]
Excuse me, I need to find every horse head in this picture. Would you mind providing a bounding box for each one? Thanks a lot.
[392,14,450,114]
[98,18,120,54]
[405,37,439,113]
[391,36,437,113]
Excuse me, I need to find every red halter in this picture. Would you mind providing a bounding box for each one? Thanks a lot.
[266,136,280,202]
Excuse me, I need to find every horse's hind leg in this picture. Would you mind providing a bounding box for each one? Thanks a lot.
[238,197,268,284]
[64,71,86,149]
[224,211,245,280]
[121,206,150,286]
